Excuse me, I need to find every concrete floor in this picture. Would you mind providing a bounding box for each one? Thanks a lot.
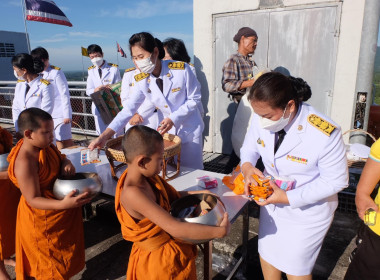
[5,198,361,280]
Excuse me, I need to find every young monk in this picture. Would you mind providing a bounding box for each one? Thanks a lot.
[0,126,20,280]
[115,125,230,280]
[7,108,92,280]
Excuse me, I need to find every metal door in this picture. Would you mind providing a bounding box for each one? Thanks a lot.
[213,4,340,153]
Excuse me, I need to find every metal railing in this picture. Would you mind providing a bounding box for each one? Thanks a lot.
[0,80,97,136]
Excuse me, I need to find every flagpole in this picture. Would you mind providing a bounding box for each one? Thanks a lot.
[21,0,31,53]
[116,42,120,66]
[81,54,86,81]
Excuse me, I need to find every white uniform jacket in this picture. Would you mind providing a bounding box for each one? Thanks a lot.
[86,60,121,134]
[42,65,72,119]
[12,77,54,131]
[240,103,348,222]
[109,60,204,143]
[120,67,158,130]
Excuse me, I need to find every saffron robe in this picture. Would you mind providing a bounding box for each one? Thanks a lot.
[0,173,20,261]
[115,170,197,280]
[8,140,85,280]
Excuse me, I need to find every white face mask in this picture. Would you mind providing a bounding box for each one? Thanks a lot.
[91,57,104,67]
[259,106,291,132]
[135,54,156,74]
[14,70,24,80]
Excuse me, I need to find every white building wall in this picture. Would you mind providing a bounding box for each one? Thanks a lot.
[194,0,366,152]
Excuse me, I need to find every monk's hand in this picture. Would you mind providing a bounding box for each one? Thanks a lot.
[157,118,174,135]
[219,212,230,237]
[255,180,289,206]
[129,113,144,125]
[60,190,92,209]
[61,159,75,176]
[241,162,264,198]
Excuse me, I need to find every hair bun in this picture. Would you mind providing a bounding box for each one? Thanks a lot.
[32,57,45,74]
[288,76,312,102]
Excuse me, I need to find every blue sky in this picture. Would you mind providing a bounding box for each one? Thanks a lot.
[0,0,193,71]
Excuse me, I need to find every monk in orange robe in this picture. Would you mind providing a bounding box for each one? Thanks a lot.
[0,126,20,280]
[115,125,230,280]
[7,108,91,280]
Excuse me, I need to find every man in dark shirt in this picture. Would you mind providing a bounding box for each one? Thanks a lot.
[222,27,258,103]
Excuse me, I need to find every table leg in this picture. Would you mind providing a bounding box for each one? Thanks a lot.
[204,240,213,280]
[242,204,249,272]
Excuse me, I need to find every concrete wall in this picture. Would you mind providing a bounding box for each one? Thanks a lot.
[194,0,366,152]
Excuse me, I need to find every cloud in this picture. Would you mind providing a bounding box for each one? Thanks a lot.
[34,33,67,43]
[69,31,105,38]
[100,0,192,19]
[6,0,21,7]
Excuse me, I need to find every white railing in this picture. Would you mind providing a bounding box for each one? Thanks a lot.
[0,81,97,136]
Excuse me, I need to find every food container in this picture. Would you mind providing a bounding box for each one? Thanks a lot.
[170,193,226,243]
[249,175,274,202]
[53,172,102,200]
[0,153,9,172]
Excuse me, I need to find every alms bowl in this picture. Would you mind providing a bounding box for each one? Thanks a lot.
[170,193,226,243]
[0,153,9,172]
[53,172,102,200]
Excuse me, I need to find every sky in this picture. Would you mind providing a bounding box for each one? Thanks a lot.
[0,0,193,71]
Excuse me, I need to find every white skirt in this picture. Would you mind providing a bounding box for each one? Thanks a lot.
[53,118,72,141]
[258,203,334,276]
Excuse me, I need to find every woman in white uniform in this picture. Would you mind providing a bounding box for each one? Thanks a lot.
[89,32,204,169]
[86,44,121,135]
[11,53,54,132]
[120,67,158,131]
[240,72,348,279]
[31,47,74,149]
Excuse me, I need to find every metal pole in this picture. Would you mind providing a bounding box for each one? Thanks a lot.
[21,0,31,53]
[351,0,380,144]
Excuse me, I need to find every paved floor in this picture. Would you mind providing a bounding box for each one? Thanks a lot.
[4,152,362,279]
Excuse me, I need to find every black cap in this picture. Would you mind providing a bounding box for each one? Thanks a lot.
[233,27,258,43]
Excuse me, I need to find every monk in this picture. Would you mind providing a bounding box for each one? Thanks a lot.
[115,125,231,280]
[0,126,20,280]
[7,108,92,280]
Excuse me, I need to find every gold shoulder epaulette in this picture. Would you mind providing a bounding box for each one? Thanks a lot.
[125,67,136,73]
[168,61,185,70]
[134,72,149,82]
[308,114,336,136]
[17,79,25,83]
[40,79,50,86]
[188,62,194,67]
[108,63,118,67]
[88,65,96,70]
[50,65,61,70]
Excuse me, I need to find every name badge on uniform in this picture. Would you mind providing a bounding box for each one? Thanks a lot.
[286,155,308,164]
[171,87,181,93]
[104,79,111,83]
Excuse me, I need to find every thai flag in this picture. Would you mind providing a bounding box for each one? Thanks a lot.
[117,42,127,58]
[24,0,72,27]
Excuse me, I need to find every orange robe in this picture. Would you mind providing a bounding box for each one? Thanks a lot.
[115,170,197,280]
[0,173,20,261]
[8,140,85,280]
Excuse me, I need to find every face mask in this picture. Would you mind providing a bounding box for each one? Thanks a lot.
[259,106,291,132]
[135,54,156,74]
[14,70,24,80]
[91,57,104,67]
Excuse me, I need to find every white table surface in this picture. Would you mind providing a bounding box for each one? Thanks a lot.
[61,146,249,222]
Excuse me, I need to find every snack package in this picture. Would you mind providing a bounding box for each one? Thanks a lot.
[249,175,274,202]
[196,176,218,189]
[80,148,101,166]
[222,165,246,195]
